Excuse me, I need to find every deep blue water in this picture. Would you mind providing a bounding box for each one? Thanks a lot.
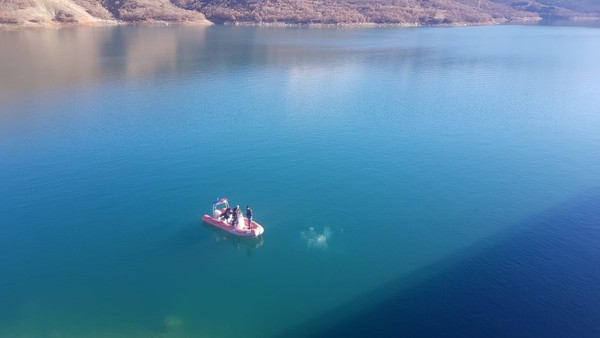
[1,25,600,337]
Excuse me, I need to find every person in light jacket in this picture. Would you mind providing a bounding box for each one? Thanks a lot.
[232,205,240,227]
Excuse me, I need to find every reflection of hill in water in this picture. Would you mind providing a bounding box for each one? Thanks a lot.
[0,25,446,103]
[0,26,206,101]
[0,26,379,102]
[277,188,600,338]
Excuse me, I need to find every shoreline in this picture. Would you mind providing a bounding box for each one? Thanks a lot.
[0,18,213,31]
[3,15,600,31]
[221,16,544,28]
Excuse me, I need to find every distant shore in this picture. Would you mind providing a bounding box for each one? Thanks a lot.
[7,0,600,31]
[0,19,213,31]
[221,16,546,28]
[2,13,600,31]
[184,0,598,30]
[0,17,553,31]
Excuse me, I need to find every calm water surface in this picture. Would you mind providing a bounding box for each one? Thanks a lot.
[1,25,600,337]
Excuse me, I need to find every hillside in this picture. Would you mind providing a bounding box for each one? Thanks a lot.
[0,0,598,29]
[177,0,539,25]
[0,0,210,28]
[490,0,600,19]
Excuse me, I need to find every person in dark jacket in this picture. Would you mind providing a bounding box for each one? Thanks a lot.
[246,206,253,228]
[221,207,232,223]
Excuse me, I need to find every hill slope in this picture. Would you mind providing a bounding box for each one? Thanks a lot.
[1,0,598,29]
[177,0,537,25]
[0,0,210,28]
[490,0,600,19]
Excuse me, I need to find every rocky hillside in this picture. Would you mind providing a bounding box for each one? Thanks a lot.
[178,0,541,26]
[0,0,598,29]
[491,0,600,20]
[0,0,210,28]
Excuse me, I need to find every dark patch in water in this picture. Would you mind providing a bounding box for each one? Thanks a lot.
[278,189,600,337]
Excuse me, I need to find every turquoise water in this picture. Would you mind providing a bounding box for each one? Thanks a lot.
[1,25,600,337]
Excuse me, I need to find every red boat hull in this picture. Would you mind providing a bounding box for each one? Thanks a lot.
[202,215,264,238]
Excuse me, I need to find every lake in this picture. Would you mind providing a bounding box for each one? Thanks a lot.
[1,24,600,337]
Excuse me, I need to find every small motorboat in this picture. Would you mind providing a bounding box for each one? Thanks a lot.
[202,198,264,238]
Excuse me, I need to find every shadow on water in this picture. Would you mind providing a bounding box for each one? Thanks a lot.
[276,188,600,338]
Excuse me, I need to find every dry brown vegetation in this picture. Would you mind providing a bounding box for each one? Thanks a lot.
[101,0,208,22]
[491,0,600,19]
[0,0,208,28]
[1,0,598,28]
[0,0,111,25]
[175,0,538,25]
[73,0,115,19]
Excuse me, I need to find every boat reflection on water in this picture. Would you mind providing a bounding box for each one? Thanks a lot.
[202,223,264,256]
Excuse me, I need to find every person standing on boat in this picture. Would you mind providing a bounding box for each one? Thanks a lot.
[232,205,240,227]
[222,207,232,223]
[236,206,245,229]
[246,206,253,228]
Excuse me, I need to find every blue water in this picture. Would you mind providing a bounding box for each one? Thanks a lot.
[1,25,600,337]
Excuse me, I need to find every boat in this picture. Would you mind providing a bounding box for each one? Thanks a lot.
[202,198,264,238]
